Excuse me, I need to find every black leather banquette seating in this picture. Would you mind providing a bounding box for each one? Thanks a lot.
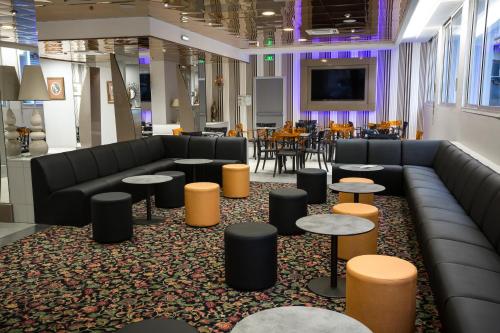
[333,139,500,332]
[31,135,246,227]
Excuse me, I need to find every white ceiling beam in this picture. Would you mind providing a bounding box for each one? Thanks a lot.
[245,41,396,55]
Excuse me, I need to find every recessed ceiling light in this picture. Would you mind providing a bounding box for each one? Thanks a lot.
[181,12,188,15]
[262,11,275,16]
[208,22,213,26]
[351,28,356,33]
[97,1,111,3]
[298,38,307,42]
[163,2,169,8]
[1,24,14,30]
[343,19,357,23]
[344,13,351,18]
[283,27,294,32]
[162,48,166,53]
[320,59,327,63]
[11,9,17,16]
[181,35,189,41]
[351,36,361,40]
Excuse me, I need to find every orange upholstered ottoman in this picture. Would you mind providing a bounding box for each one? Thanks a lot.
[332,203,379,260]
[346,255,417,333]
[222,164,250,198]
[185,182,220,227]
[339,177,374,204]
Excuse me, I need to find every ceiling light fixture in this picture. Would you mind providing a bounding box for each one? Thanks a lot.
[344,13,351,18]
[298,38,307,42]
[262,11,275,16]
[181,35,190,41]
[11,9,17,16]
[343,19,357,23]
[283,27,294,32]
[320,59,327,63]
[351,36,361,40]
[1,24,14,30]
[163,2,169,7]
[351,28,356,33]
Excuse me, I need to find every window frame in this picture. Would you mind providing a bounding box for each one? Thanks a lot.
[464,0,500,114]
[440,6,463,106]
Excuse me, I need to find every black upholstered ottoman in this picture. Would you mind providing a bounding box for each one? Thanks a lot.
[91,192,133,243]
[117,318,197,332]
[269,188,308,235]
[296,168,327,204]
[225,223,278,291]
[154,171,185,208]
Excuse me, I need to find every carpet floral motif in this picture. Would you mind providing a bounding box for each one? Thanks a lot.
[0,182,441,332]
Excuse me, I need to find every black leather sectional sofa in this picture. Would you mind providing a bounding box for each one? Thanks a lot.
[333,139,500,332]
[31,136,247,227]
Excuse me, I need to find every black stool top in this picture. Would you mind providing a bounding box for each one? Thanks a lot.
[156,170,185,178]
[297,168,327,176]
[270,188,307,199]
[225,223,277,240]
[92,192,131,202]
[117,319,196,333]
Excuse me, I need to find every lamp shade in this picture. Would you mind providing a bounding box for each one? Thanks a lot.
[18,65,49,101]
[171,98,180,107]
[0,65,20,101]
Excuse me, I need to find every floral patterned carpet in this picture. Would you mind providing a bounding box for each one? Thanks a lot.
[0,182,441,332]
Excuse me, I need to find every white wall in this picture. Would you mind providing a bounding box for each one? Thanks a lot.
[40,59,77,148]
[423,0,500,165]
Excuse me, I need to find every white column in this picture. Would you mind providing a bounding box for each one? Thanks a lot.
[150,58,167,125]
[292,53,301,122]
[388,47,399,120]
[239,61,248,133]
[222,59,231,124]
[408,43,421,139]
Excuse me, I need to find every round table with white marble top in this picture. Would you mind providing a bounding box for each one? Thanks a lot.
[122,175,172,225]
[339,164,384,172]
[174,158,213,182]
[296,214,375,298]
[329,183,386,203]
[231,306,372,333]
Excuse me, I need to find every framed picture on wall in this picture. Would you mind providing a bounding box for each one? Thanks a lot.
[107,81,114,104]
[47,77,65,100]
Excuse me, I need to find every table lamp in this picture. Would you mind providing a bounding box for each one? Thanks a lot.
[18,65,50,156]
[0,66,21,156]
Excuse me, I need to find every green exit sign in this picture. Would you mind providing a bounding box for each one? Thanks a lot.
[198,59,205,64]
[265,38,274,47]
[264,54,274,62]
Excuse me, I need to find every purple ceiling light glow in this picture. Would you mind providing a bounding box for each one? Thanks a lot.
[294,0,302,42]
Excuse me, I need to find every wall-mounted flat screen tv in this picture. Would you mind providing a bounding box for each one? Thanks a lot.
[311,68,366,101]
[140,73,151,102]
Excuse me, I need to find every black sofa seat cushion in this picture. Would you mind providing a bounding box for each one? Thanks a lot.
[65,149,99,183]
[405,178,450,193]
[129,139,153,166]
[444,297,500,333]
[133,158,177,175]
[425,239,500,274]
[48,178,114,226]
[409,192,465,212]
[163,135,190,158]
[404,166,441,180]
[144,135,166,161]
[417,208,477,228]
[433,263,500,310]
[368,139,402,165]
[335,139,368,164]
[418,220,493,250]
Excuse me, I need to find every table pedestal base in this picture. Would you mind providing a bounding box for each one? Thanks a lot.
[133,217,164,225]
[307,276,346,298]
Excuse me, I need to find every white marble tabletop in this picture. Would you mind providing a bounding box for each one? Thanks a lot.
[231,306,372,333]
[122,175,172,185]
[296,214,374,237]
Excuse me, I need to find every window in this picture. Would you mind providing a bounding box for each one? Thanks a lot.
[441,8,463,104]
[467,0,500,108]
[425,37,438,103]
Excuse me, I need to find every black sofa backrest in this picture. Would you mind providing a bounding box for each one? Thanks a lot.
[481,191,500,253]
[163,135,190,158]
[188,136,217,159]
[402,140,441,166]
[111,142,136,171]
[65,149,99,183]
[335,139,368,164]
[144,136,165,161]
[90,145,120,177]
[368,140,401,165]
[129,139,153,165]
[216,137,248,163]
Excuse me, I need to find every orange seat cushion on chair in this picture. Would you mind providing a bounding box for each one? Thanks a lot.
[339,177,374,204]
[332,203,379,260]
[346,255,417,333]
[185,182,220,227]
[222,164,250,198]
